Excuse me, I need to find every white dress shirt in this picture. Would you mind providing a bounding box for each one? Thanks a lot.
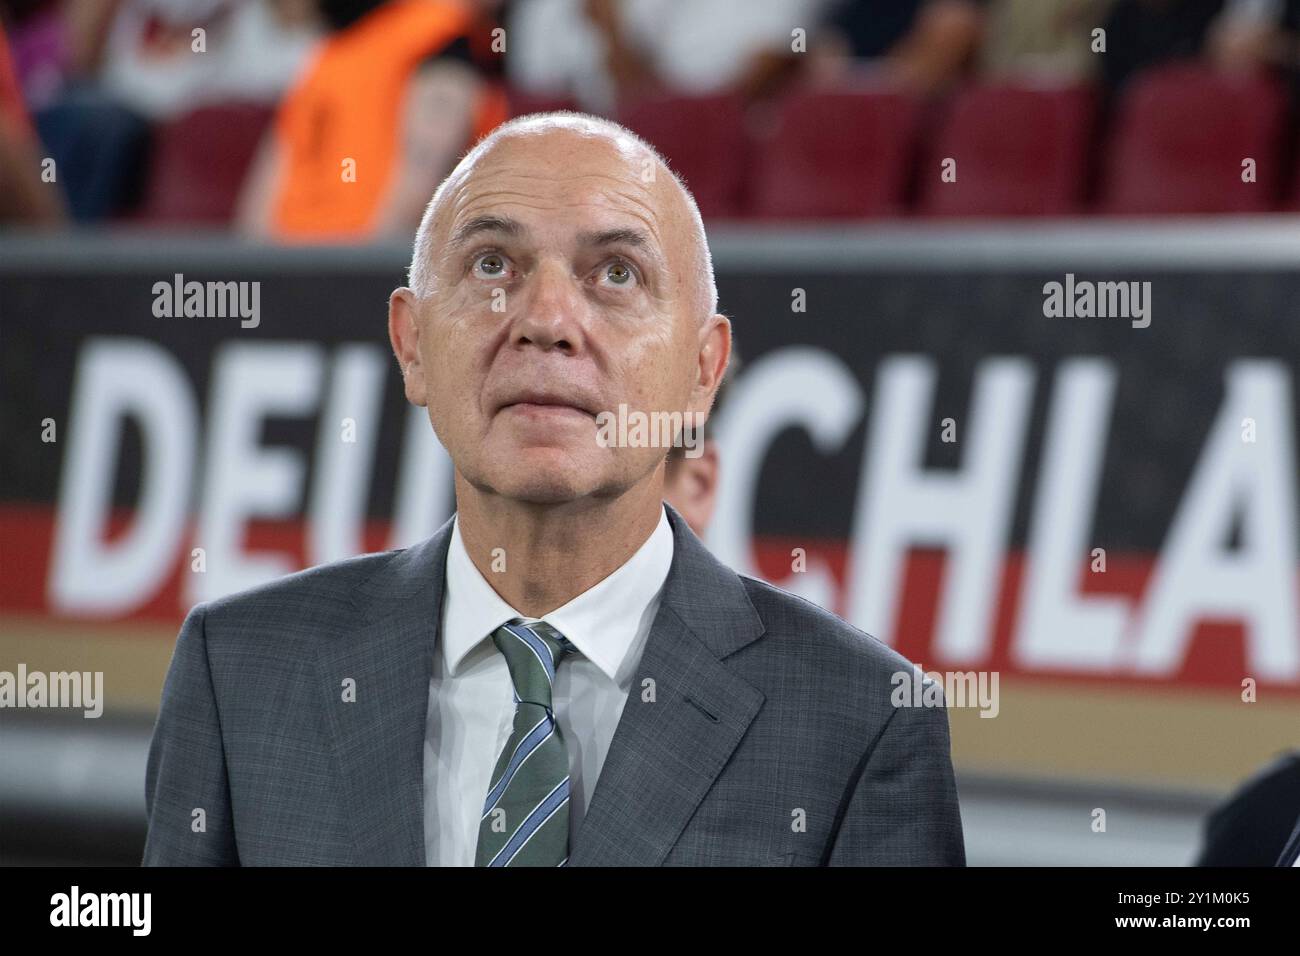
[423,505,675,866]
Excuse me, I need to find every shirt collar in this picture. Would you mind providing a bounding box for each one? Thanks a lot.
[442,504,674,687]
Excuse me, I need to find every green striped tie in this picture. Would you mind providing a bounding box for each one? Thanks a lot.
[475,619,575,867]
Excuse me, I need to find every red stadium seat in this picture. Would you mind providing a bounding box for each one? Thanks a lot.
[917,82,1097,217]
[618,93,748,218]
[748,86,922,219]
[138,102,275,225]
[1099,64,1286,215]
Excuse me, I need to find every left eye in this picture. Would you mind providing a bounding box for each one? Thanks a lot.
[601,261,635,286]
[472,252,508,278]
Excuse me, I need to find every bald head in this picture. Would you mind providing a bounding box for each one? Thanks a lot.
[388,110,733,514]
[408,111,718,322]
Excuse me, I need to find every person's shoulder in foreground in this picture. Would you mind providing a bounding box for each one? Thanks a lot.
[142,504,965,867]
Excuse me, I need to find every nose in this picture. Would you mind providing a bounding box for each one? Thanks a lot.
[509,258,585,355]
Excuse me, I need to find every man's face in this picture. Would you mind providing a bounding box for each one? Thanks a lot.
[395,128,725,505]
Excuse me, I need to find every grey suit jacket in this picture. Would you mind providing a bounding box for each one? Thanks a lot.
[143,503,965,866]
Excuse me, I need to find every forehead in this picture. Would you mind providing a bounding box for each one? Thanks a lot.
[438,129,678,245]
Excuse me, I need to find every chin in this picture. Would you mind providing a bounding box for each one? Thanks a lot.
[477,447,605,504]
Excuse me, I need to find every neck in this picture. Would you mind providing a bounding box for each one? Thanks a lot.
[454,471,666,618]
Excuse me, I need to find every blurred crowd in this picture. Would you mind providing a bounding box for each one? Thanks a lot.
[2,0,1299,232]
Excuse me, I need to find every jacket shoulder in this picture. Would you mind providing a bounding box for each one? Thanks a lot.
[736,572,922,679]
[200,548,407,631]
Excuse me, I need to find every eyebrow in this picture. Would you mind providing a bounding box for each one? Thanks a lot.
[577,227,652,250]
[447,215,525,250]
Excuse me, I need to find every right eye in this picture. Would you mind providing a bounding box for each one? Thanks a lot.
[472,252,509,279]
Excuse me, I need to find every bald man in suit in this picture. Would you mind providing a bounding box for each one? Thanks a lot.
[143,112,965,867]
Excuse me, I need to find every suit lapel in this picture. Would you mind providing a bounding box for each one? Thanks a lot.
[568,505,767,866]
[315,520,453,866]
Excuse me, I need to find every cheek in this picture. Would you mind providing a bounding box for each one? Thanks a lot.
[420,318,479,428]
[425,299,487,381]
[617,324,693,408]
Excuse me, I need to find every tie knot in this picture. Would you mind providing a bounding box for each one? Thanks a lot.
[491,620,573,709]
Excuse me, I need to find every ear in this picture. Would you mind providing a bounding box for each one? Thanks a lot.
[389,287,428,407]
[690,313,731,420]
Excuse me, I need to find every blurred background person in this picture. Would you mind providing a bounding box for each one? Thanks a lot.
[506,0,828,115]
[979,0,1117,81]
[236,0,507,240]
[662,419,721,538]
[807,0,988,95]
[663,352,737,538]
[1099,0,1226,93]
[3,0,319,221]
[3,0,82,113]
[1208,0,1300,137]
[92,0,317,121]
[0,17,66,222]
[1209,0,1300,80]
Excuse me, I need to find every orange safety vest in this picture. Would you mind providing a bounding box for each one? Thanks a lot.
[269,0,505,239]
